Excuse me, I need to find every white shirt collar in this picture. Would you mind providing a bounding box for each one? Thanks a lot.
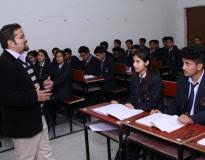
[6,49,27,63]
[86,55,92,63]
[139,71,146,79]
[188,70,204,85]
[40,61,45,67]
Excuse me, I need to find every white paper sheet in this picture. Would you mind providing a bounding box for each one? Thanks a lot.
[136,113,185,133]
[84,75,95,79]
[89,123,118,131]
[92,104,143,120]
[197,138,205,146]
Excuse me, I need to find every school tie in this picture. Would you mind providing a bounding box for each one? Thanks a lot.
[187,82,198,115]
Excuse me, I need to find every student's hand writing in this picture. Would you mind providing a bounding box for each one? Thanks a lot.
[36,86,52,102]
[178,114,193,125]
[125,103,134,109]
[110,100,118,104]
[150,109,161,114]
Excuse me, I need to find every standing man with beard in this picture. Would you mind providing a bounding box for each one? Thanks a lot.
[0,23,55,160]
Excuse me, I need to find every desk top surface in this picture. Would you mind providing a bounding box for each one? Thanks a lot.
[122,113,205,145]
[84,77,104,84]
[184,133,205,153]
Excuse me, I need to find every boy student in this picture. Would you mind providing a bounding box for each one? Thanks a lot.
[94,46,115,92]
[78,46,100,76]
[139,38,149,51]
[64,48,80,69]
[152,46,205,125]
[161,36,182,80]
[100,41,113,58]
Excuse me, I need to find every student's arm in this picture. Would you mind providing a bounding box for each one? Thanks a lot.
[190,111,205,125]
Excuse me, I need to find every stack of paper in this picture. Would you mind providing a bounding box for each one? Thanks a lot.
[84,75,95,79]
[197,138,205,146]
[136,113,185,133]
[92,104,143,120]
[89,123,118,131]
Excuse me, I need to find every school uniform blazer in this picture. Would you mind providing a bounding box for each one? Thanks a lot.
[163,74,205,125]
[162,46,182,73]
[35,61,51,83]
[100,56,115,91]
[50,63,72,102]
[81,55,100,76]
[67,55,81,69]
[128,71,163,111]
[0,50,42,138]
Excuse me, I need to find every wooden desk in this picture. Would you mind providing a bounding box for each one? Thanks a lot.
[184,133,205,159]
[122,113,205,160]
[79,103,127,160]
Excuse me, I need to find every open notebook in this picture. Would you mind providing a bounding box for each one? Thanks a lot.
[92,104,143,120]
[135,113,185,133]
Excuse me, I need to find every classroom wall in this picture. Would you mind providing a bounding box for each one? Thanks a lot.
[176,0,205,48]
[0,0,178,56]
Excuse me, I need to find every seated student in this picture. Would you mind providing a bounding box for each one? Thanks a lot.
[112,49,163,160]
[125,39,133,57]
[78,46,100,76]
[139,38,149,51]
[149,40,162,61]
[113,39,126,55]
[35,49,51,83]
[152,46,205,125]
[113,47,127,65]
[51,47,59,67]
[26,50,37,66]
[94,46,115,92]
[161,36,182,81]
[64,48,80,69]
[100,41,113,58]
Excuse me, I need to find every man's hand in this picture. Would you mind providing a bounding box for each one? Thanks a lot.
[43,76,53,90]
[36,86,52,102]
[110,100,118,104]
[150,109,161,114]
[125,103,134,109]
[178,114,193,125]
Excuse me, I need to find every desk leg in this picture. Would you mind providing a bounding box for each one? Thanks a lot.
[177,146,183,160]
[84,123,90,160]
[107,137,112,160]
[118,128,125,160]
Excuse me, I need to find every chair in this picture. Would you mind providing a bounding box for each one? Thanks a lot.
[162,80,177,97]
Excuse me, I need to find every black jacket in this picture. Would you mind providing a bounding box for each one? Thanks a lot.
[0,51,42,138]
[163,74,205,125]
[81,55,100,76]
[50,63,72,102]
[128,71,163,111]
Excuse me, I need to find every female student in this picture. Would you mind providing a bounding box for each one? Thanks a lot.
[35,49,51,83]
[50,50,72,104]
[113,49,163,160]
[26,50,37,66]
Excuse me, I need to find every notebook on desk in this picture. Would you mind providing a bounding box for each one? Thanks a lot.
[92,104,143,120]
[84,75,95,79]
[135,113,185,133]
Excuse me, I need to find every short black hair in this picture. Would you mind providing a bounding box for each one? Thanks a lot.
[78,46,90,54]
[149,40,156,44]
[52,47,59,55]
[94,46,105,55]
[139,38,146,43]
[55,50,65,58]
[27,50,37,57]
[162,36,168,42]
[64,48,72,54]
[154,40,159,44]
[100,41,108,49]
[0,23,21,49]
[114,39,121,45]
[126,39,133,44]
[182,46,205,64]
[166,36,174,42]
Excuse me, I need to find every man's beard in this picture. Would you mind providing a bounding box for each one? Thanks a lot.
[24,44,29,51]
